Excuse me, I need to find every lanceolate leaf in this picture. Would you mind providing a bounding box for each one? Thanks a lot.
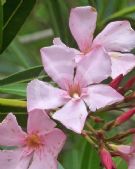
[0,83,26,96]
[0,0,3,50]
[0,0,37,53]
[0,65,50,86]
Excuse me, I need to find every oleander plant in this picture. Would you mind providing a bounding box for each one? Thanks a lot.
[1,1,135,169]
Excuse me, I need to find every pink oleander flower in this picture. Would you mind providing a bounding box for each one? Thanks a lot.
[27,45,123,133]
[53,6,135,79]
[0,109,66,169]
[116,136,135,169]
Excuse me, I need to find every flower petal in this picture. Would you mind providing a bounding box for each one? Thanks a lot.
[83,84,124,111]
[53,99,88,134]
[0,113,26,146]
[40,45,75,89]
[75,46,111,87]
[93,21,135,52]
[69,6,97,52]
[53,37,67,47]
[27,109,56,135]
[27,79,67,112]
[128,155,135,169]
[29,151,57,169]
[44,128,66,158]
[110,52,135,79]
[0,149,31,169]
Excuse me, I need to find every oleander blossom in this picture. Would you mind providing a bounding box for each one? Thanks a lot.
[53,6,135,78]
[117,138,135,169]
[27,45,124,133]
[0,109,66,169]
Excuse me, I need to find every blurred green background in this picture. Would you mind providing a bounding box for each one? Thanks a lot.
[1,0,135,169]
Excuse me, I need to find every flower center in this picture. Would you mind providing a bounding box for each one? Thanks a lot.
[26,134,42,149]
[68,84,82,98]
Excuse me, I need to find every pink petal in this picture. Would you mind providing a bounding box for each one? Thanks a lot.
[27,109,56,135]
[110,52,135,79]
[0,149,31,169]
[53,37,67,47]
[28,151,57,169]
[128,155,135,169]
[83,84,124,111]
[53,99,88,133]
[69,6,97,52]
[27,79,68,112]
[0,113,26,146]
[44,128,66,158]
[93,21,135,52]
[118,145,131,155]
[75,46,111,87]
[40,45,75,90]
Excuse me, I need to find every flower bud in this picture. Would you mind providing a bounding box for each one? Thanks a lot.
[115,108,135,126]
[109,74,123,90]
[99,147,116,169]
[123,77,135,91]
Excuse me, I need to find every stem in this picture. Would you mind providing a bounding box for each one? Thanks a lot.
[82,131,98,148]
[0,98,26,110]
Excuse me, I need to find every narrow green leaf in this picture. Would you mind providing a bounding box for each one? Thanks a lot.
[0,0,3,50]
[0,65,48,86]
[105,5,135,23]
[80,142,100,169]
[0,83,26,96]
[0,0,37,53]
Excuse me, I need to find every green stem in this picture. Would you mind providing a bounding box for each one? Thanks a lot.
[0,98,26,108]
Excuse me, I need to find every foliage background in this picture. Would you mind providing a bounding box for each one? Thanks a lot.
[1,0,135,168]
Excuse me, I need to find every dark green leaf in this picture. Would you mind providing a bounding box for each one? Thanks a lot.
[0,0,37,53]
[0,83,26,96]
[80,142,100,169]
[0,65,49,85]
[0,0,3,50]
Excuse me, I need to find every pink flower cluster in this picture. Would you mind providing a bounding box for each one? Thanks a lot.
[1,5,135,169]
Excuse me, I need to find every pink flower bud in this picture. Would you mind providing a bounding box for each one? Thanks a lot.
[109,74,123,90]
[115,108,135,126]
[99,147,116,169]
[123,77,135,91]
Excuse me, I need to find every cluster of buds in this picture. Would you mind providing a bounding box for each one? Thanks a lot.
[82,75,135,169]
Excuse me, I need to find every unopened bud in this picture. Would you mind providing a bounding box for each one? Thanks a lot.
[115,108,135,126]
[109,74,123,90]
[99,147,116,169]
[123,77,135,91]
[90,116,104,123]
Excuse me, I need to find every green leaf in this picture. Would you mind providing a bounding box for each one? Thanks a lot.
[0,0,3,50]
[0,0,37,53]
[0,65,49,86]
[0,83,26,96]
[105,5,135,23]
[80,142,100,169]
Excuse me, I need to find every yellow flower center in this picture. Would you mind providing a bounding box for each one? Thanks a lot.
[26,134,42,148]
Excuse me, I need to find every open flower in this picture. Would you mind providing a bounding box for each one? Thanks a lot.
[54,6,135,78]
[117,141,135,169]
[27,45,123,133]
[0,109,66,169]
